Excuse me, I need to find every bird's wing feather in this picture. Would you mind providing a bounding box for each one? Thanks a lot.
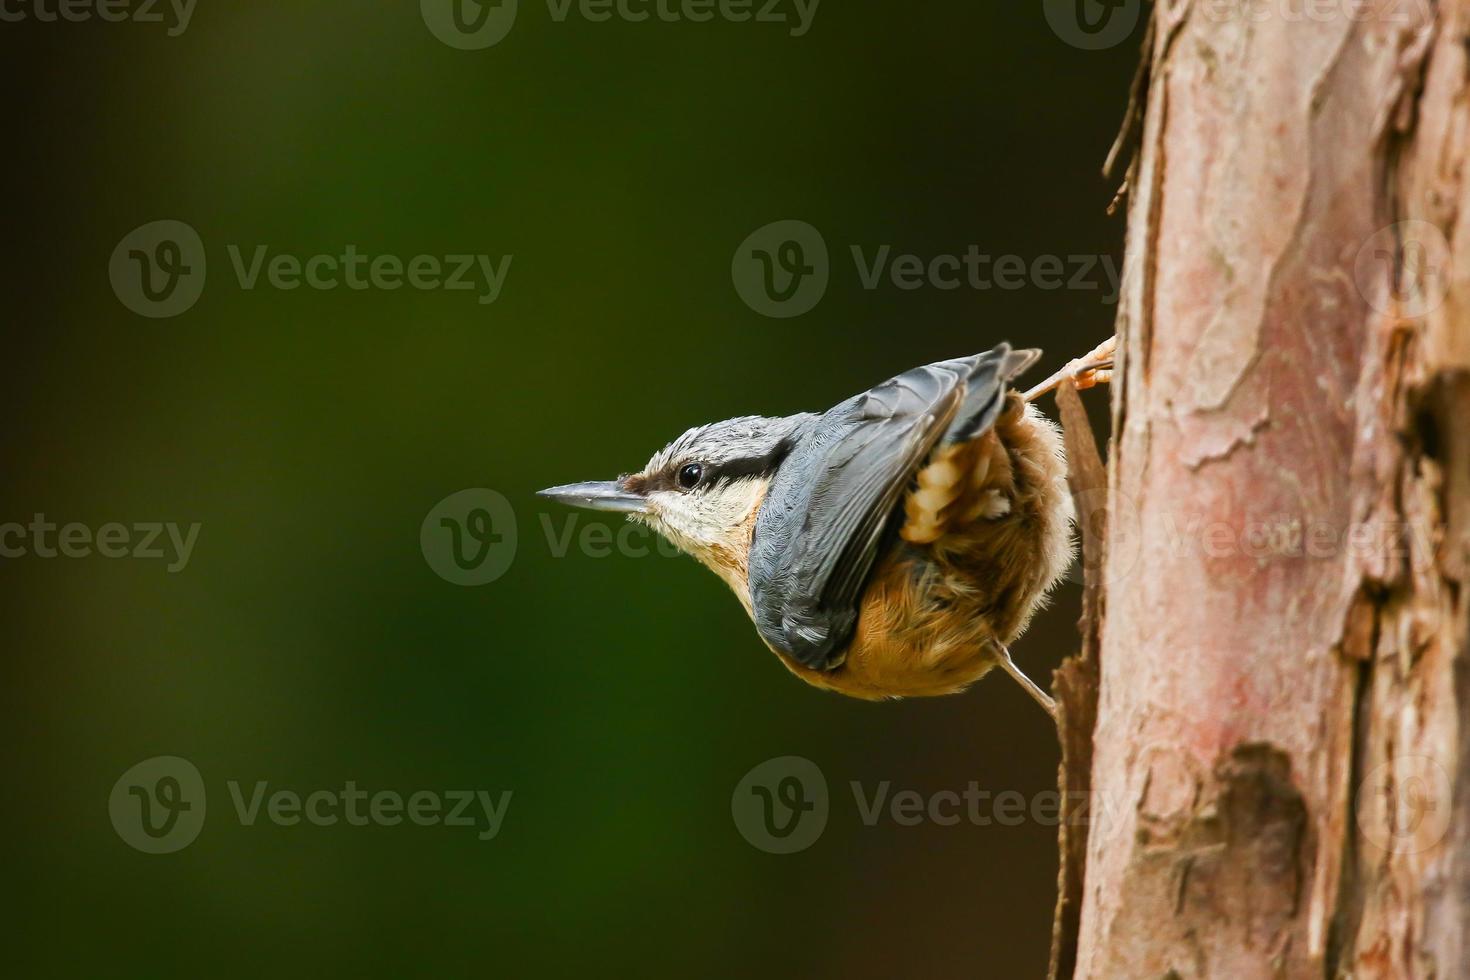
[748,345,1028,670]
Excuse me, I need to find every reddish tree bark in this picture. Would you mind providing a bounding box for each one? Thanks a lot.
[1052,2,1470,977]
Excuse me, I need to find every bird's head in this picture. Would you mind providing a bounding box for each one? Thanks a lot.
[538,414,813,593]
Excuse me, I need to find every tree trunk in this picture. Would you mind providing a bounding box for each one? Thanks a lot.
[1053,2,1470,977]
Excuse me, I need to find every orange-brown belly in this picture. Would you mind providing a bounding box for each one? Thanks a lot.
[770,395,1073,700]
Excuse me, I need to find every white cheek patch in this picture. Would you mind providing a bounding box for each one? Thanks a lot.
[647,492,700,550]
[648,480,764,553]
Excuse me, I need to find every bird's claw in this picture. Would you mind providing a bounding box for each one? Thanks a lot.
[1022,335,1117,403]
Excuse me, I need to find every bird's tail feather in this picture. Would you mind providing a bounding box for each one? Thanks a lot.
[943,342,1040,444]
[1001,346,1043,381]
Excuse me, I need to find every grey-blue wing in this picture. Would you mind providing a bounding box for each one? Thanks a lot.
[748,344,1033,670]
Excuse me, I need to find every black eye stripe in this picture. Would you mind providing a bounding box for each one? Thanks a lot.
[688,439,796,488]
[641,437,797,495]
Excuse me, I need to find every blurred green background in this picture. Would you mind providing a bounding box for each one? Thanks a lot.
[4,2,1134,976]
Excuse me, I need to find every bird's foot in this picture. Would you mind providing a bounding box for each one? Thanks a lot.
[1022,335,1116,403]
[992,641,1057,720]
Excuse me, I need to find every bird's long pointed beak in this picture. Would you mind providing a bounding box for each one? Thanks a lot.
[536,480,649,515]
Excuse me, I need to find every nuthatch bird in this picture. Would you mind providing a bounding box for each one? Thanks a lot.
[539,338,1114,715]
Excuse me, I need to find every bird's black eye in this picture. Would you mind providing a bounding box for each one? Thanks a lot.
[677,463,704,490]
